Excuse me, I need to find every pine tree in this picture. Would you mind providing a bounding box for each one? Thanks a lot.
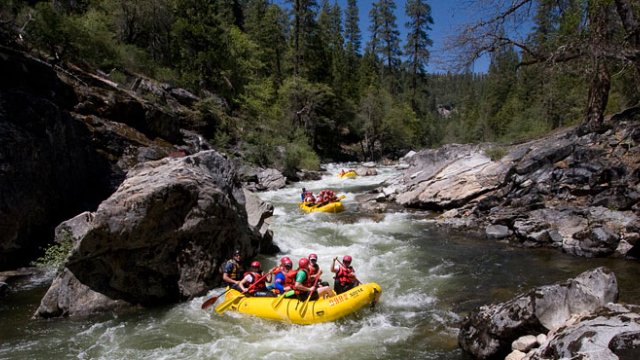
[404,0,433,106]
[344,0,361,57]
[367,2,381,60]
[287,0,320,79]
[374,0,401,93]
[244,0,288,87]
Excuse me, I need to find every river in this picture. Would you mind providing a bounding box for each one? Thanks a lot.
[2,164,639,359]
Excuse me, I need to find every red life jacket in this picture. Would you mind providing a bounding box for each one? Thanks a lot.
[293,268,312,294]
[284,269,297,289]
[301,268,313,287]
[243,271,266,293]
[310,264,320,277]
[336,266,355,286]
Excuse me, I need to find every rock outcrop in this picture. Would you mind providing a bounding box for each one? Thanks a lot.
[0,47,216,271]
[458,267,626,359]
[35,150,276,318]
[380,114,640,259]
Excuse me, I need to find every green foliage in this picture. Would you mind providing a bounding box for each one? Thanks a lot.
[12,0,636,168]
[32,231,74,270]
[284,132,321,172]
[194,97,234,141]
[380,101,419,156]
[484,146,507,161]
[68,8,120,68]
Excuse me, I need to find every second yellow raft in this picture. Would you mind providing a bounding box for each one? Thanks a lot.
[299,200,344,213]
[338,170,358,179]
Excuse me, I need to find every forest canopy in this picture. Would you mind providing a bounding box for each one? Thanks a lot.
[1,0,638,172]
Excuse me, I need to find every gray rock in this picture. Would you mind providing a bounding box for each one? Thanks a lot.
[512,335,537,352]
[34,150,270,318]
[257,168,286,190]
[527,303,640,360]
[389,116,640,260]
[458,267,618,359]
[505,349,526,360]
[486,224,511,239]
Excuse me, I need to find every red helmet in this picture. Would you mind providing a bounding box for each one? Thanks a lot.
[250,261,261,268]
[298,258,310,268]
[280,256,292,265]
[308,253,318,260]
[343,255,352,263]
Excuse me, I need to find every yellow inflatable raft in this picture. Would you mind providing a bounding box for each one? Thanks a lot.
[299,200,344,213]
[338,170,358,179]
[215,283,382,325]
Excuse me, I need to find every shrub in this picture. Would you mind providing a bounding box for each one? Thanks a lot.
[485,146,507,161]
[32,231,74,271]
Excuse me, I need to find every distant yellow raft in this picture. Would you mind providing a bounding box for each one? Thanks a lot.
[338,170,358,179]
[215,283,382,325]
[299,201,344,213]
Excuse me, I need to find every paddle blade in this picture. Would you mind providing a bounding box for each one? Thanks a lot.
[299,300,311,318]
[201,296,219,310]
[272,294,285,309]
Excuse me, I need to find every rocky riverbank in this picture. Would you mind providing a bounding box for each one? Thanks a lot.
[363,111,640,260]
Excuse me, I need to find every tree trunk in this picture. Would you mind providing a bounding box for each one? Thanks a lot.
[581,1,612,133]
[293,0,300,77]
[583,59,610,132]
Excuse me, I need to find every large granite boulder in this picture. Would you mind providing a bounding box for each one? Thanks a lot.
[35,150,274,318]
[527,303,640,360]
[395,144,513,209]
[458,267,618,359]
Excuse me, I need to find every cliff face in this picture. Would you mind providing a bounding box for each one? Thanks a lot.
[0,48,112,269]
[0,47,208,270]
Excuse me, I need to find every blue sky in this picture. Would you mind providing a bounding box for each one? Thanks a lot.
[338,0,490,73]
[274,0,491,73]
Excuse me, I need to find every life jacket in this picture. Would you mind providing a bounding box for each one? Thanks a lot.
[293,268,312,294]
[309,263,319,276]
[243,271,266,292]
[304,194,315,203]
[336,265,355,286]
[224,259,243,281]
[283,269,297,289]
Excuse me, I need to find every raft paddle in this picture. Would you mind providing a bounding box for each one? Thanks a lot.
[271,289,295,309]
[215,270,273,314]
[298,273,321,318]
[201,288,233,310]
